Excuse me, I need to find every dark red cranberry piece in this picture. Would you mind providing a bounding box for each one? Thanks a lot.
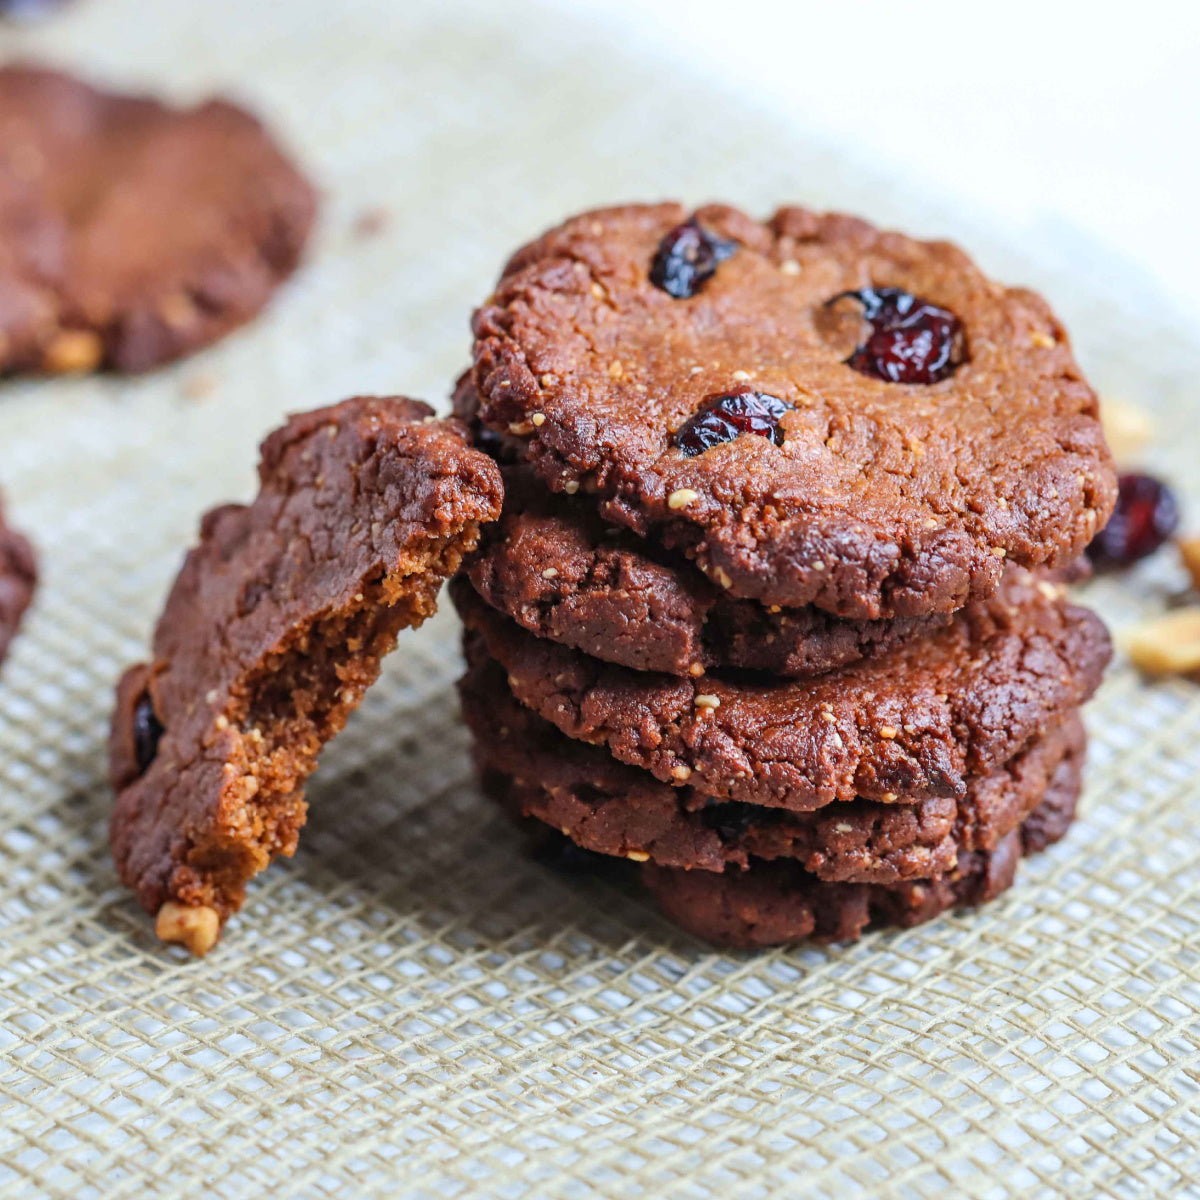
[832,286,965,384]
[1087,472,1180,569]
[650,218,738,299]
[133,693,164,776]
[674,389,791,457]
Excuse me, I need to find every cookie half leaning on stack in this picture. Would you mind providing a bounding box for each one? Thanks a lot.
[454,202,1117,947]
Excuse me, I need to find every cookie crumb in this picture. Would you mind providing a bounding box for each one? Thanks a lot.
[155,901,220,957]
[182,373,218,401]
[352,207,389,239]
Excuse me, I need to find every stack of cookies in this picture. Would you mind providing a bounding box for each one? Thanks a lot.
[452,202,1117,947]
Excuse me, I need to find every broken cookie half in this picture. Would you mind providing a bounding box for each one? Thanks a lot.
[109,396,503,954]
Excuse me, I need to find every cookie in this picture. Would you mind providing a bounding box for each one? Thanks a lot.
[471,203,1115,619]
[467,463,948,677]
[0,64,316,374]
[642,772,1078,948]
[461,654,1085,883]
[0,500,36,664]
[109,397,503,953]
[453,566,1110,811]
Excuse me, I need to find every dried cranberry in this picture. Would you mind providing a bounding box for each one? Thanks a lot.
[674,389,791,457]
[1087,472,1180,569]
[650,218,738,299]
[133,693,164,776]
[831,286,965,384]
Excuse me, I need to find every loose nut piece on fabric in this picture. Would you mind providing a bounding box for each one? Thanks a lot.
[155,902,220,956]
[1123,608,1200,677]
[1178,536,1200,593]
[1100,397,1155,462]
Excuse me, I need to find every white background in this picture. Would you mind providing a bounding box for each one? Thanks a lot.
[575,0,1200,326]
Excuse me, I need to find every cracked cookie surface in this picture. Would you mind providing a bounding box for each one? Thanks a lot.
[467,463,948,677]
[109,396,502,950]
[453,567,1109,812]
[642,774,1079,948]
[462,654,1085,884]
[0,64,316,374]
[471,202,1115,619]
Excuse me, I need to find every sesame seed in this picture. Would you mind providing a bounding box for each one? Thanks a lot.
[563,480,580,495]
[834,823,853,833]
[541,567,559,579]
[531,412,546,426]
[731,369,752,382]
[780,259,801,275]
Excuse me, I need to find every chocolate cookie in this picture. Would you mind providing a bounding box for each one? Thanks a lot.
[0,64,316,374]
[0,500,36,664]
[467,464,948,677]
[453,567,1110,811]
[471,203,1115,619]
[642,774,1078,948]
[462,654,1085,883]
[110,397,503,954]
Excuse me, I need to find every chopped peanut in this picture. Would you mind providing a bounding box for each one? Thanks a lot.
[1101,397,1155,462]
[1123,608,1200,677]
[155,901,220,956]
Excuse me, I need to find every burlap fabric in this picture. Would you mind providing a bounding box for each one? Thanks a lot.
[1,2,1197,1195]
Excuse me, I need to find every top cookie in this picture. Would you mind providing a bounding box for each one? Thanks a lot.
[0,64,316,374]
[109,396,502,953]
[472,203,1116,619]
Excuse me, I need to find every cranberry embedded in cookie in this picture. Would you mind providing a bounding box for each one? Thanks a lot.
[674,389,791,456]
[649,217,738,299]
[471,202,1116,619]
[829,286,965,384]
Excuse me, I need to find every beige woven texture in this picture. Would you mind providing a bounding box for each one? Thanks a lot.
[1,2,1198,1196]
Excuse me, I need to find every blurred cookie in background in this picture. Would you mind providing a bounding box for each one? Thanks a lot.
[0,64,316,375]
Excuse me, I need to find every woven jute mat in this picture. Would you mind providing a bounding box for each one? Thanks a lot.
[1,2,1197,1196]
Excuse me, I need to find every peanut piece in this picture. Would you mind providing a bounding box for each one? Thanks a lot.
[1123,608,1200,677]
[155,901,220,956]
[1179,536,1200,593]
[1101,397,1155,462]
